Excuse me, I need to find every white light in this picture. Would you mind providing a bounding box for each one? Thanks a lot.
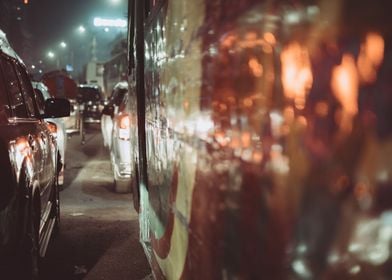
[104,27,110,32]
[93,17,127,28]
[47,51,55,58]
[110,0,121,5]
[31,65,36,69]
[292,260,311,278]
[60,41,67,48]
[78,25,86,33]
[39,70,43,74]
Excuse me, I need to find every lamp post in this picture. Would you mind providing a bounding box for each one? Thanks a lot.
[47,50,60,69]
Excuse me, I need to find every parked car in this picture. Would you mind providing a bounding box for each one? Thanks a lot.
[32,81,67,186]
[76,84,104,124]
[101,81,128,148]
[101,82,131,193]
[0,29,70,278]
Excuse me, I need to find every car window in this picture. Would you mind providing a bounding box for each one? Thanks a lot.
[77,87,102,102]
[0,58,27,118]
[33,88,45,115]
[0,61,11,120]
[14,64,37,117]
[113,88,127,106]
[118,93,128,112]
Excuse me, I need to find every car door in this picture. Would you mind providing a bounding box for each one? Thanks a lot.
[16,63,55,209]
[1,58,53,216]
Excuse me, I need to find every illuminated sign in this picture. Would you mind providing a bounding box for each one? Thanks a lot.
[93,17,127,28]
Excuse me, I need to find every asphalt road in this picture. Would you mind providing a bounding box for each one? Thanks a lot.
[40,127,151,280]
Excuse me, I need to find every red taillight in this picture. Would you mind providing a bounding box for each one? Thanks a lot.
[117,114,130,140]
[119,114,130,129]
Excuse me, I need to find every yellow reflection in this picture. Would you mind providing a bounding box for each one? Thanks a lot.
[281,42,313,110]
[357,32,385,83]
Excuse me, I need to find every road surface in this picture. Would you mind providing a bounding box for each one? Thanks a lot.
[40,127,151,280]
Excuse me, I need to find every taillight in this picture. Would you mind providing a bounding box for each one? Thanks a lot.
[117,114,130,140]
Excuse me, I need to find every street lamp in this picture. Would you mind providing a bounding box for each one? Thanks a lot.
[109,0,121,5]
[78,25,86,34]
[47,51,55,59]
[60,41,67,48]
[47,51,60,69]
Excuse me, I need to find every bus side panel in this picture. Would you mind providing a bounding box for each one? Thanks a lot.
[143,0,211,279]
[141,0,392,279]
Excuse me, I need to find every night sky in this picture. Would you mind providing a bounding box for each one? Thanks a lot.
[22,0,128,75]
[29,0,127,49]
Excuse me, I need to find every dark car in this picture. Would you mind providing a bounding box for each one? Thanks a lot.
[0,30,70,278]
[76,84,104,124]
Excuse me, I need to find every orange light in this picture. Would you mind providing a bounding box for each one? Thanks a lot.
[119,114,130,129]
[47,122,57,136]
[281,42,313,109]
[263,32,276,45]
[16,138,30,157]
[24,0,29,4]
[331,54,358,116]
[241,132,251,148]
[117,114,130,140]
[357,32,384,83]
[248,58,263,77]
[331,54,358,133]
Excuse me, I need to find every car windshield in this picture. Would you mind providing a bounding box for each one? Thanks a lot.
[112,88,127,106]
[77,87,101,102]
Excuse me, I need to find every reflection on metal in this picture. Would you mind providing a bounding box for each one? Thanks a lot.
[130,0,392,279]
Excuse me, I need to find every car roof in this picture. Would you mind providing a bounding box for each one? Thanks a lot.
[0,29,24,64]
[113,81,128,91]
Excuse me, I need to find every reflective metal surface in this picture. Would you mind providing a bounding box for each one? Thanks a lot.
[132,0,392,278]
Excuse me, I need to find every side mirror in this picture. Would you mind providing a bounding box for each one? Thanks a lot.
[44,98,71,118]
[102,104,114,117]
[33,88,46,115]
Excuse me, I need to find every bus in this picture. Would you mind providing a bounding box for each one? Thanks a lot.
[127,0,392,278]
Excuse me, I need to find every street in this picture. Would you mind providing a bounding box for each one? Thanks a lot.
[40,127,151,280]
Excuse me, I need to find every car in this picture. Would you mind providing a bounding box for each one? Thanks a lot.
[101,81,128,149]
[32,81,67,186]
[76,84,104,125]
[101,82,131,193]
[0,29,70,278]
